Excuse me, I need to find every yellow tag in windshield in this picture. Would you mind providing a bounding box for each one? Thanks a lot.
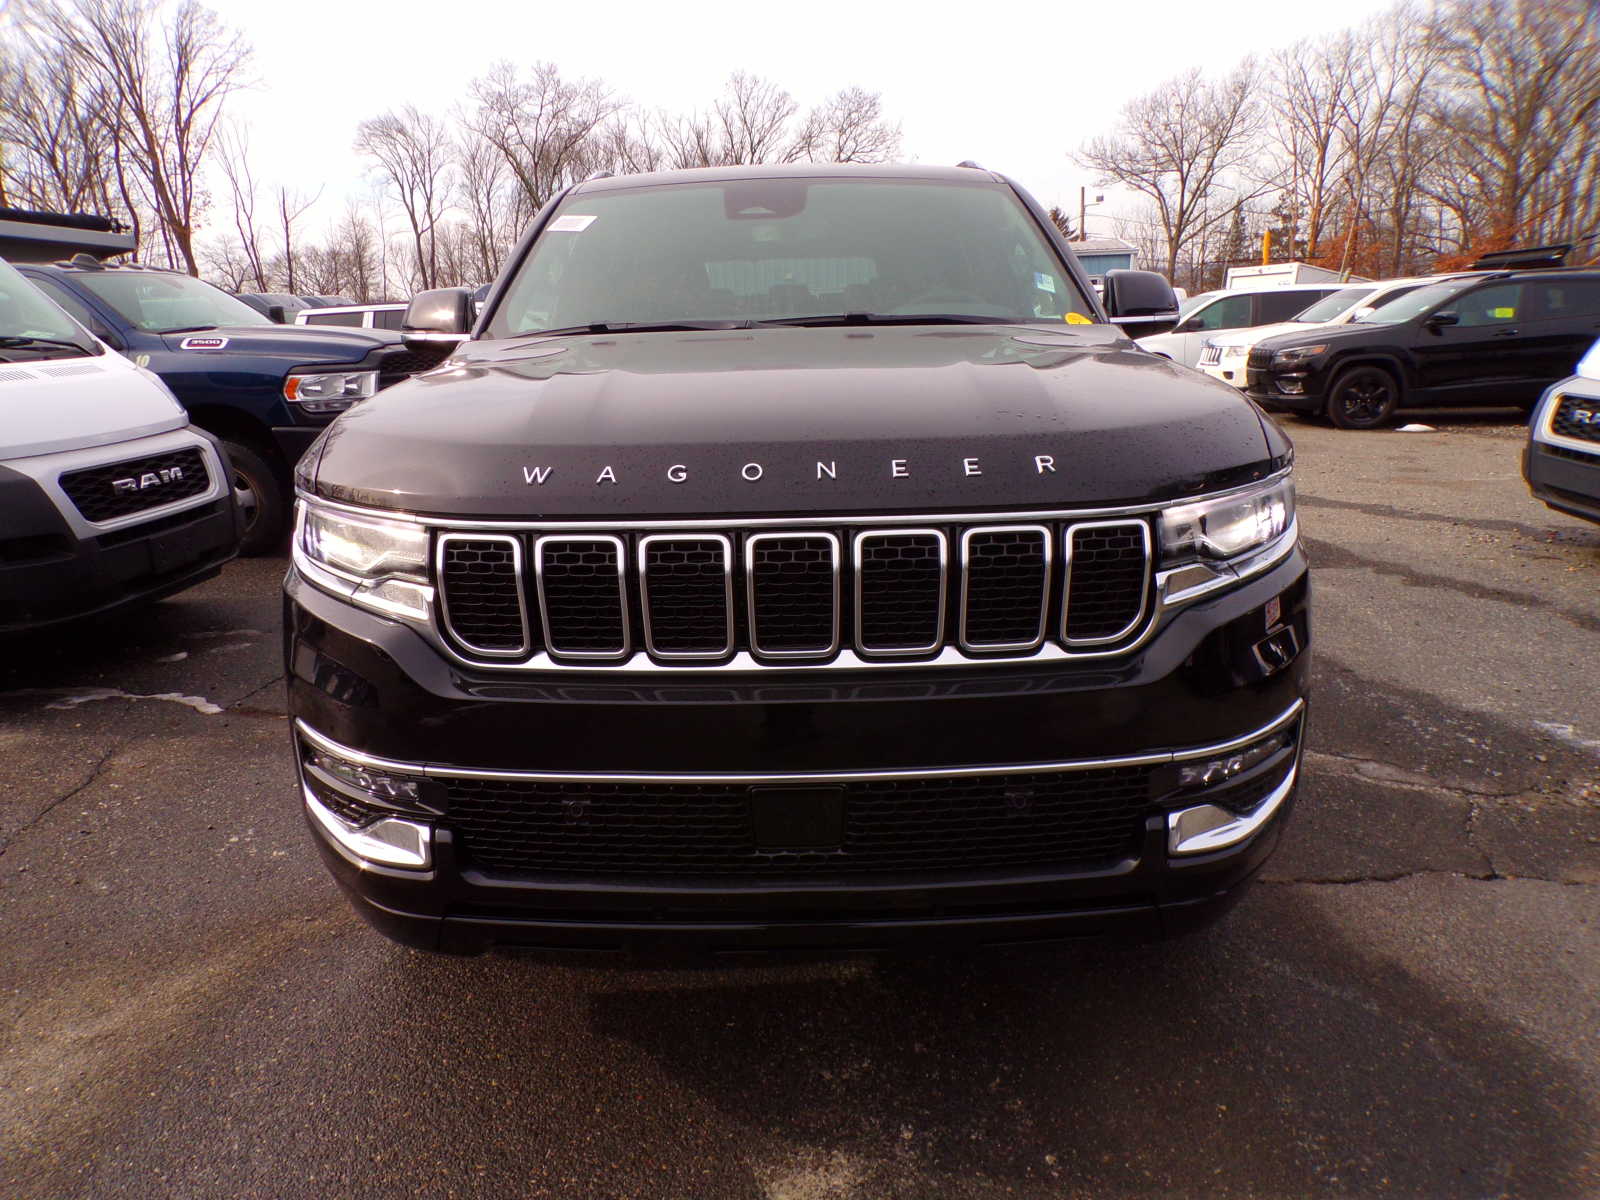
[1064,312,1093,325]
[1490,307,1516,319]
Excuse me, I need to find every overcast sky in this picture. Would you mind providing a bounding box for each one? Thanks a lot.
[206,0,1402,243]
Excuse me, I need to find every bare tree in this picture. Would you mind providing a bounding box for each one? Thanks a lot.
[215,123,269,290]
[1078,64,1266,279]
[356,107,455,291]
[791,86,901,164]
[466,62,619,213]
[273,184,319,294]
[22,0,249,274]
[0,51,123,216]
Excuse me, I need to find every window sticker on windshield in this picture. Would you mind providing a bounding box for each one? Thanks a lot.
[1064,312,1093,325]
[1490,307,1516,319]
[548,214,597,233]
[1034,272,1056,294]
[180,335,229,350]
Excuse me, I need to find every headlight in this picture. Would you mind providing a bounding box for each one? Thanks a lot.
[1578,339,1600,381]
[296,502,433,620]
[1161,475,1295,564]
[1270,345,1326,368]
[285,369,378,414]
[1223,344,1248,359]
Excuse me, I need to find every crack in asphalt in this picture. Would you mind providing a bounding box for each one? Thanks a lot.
[1305,749,1521,799]
[225,674,285,712]
[1302,537,1600,634]
[1261,869,1595,888]
[0,739,125,860]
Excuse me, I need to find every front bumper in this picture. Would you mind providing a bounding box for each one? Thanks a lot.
[1,431,240,634]
[284,549,1310,957]
[1526,380,1600,525]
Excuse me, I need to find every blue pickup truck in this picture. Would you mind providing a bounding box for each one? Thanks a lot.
[16,255,448,553]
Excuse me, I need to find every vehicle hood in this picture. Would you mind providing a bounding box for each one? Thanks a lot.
[1210,320,1336,349]
[310,325,1282,518]
[1253,322,1389,355]
[156,324,400,363]
[1,349,187,458]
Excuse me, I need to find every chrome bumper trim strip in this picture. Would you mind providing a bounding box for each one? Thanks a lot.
[292,698,1304,786]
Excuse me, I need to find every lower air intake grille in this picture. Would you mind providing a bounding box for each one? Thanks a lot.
[855,531,946,653]
[536,536,628,658]
[439,536,527,655]
[442,765,1153,879]
[59,447,210,523]
[1065,522,1150,644]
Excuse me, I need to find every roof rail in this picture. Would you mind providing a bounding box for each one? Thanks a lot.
[955,160,985,170]
[586,170,615,181]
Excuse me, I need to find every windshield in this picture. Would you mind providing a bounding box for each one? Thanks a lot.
[1357,278,1476,324]
[0,258,98,358]
[1177,291,1218,319]
[71,270,271,333]
[489,177,1096,336]
[1293,287,1375,323]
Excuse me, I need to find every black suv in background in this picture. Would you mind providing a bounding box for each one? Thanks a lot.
[286,164,1308,958]
[1246,270,1600,428]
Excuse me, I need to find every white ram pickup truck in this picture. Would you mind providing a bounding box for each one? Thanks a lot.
[1,256,239,633]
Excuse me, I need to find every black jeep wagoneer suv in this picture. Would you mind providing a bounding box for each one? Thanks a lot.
[284,164,1309,956]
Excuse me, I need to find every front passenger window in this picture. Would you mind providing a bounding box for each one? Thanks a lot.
[1455,284,1523,327]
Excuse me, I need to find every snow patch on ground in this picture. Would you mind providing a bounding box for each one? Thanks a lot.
[41,687,224,716]
[1535,720,1600,756]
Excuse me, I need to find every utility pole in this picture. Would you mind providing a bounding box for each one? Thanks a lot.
[1079,187,1086,243]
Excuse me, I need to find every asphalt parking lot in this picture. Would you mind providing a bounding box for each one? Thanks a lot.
[3,413,1597,1199]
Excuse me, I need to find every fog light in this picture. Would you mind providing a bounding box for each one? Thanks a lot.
[1177,732,1286,789]
[308,749,424,808]
[1277,378,1306,396]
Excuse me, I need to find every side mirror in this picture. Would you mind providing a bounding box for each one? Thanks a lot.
[1425,310,1460,330]
[267,304,287,325]
[1102,269,1181,337]
[402,287,474,352]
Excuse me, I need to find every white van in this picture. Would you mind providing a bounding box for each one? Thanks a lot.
[0,256,239,633]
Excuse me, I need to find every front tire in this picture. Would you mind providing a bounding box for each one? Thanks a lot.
[222,440,286,556]
[1326,366,1401,430]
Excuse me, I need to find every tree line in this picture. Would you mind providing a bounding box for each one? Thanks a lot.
[1080,0,1600,292]
[2,0,1595,303]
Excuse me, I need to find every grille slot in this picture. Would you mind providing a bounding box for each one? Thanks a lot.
[639,534,733,659]
[746,533,840,658]
[960,525,1050,651]
[58,447,209,523]
[438,534,528,656]
[1063,521,1151,645]
[854,530,947,655]
[442,765,1152,879]
[535,535,629,660]
[1552,395,1600,444]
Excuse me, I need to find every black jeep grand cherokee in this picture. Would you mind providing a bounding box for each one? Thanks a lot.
[284,164,1309,956]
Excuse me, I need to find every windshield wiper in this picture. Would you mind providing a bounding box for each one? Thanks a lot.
[524,320,755,337]
[0,335,94,353]
[754,313,1010,328]
[155,324,219,335]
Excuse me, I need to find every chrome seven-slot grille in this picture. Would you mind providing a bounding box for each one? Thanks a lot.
[436,518,1153,667]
